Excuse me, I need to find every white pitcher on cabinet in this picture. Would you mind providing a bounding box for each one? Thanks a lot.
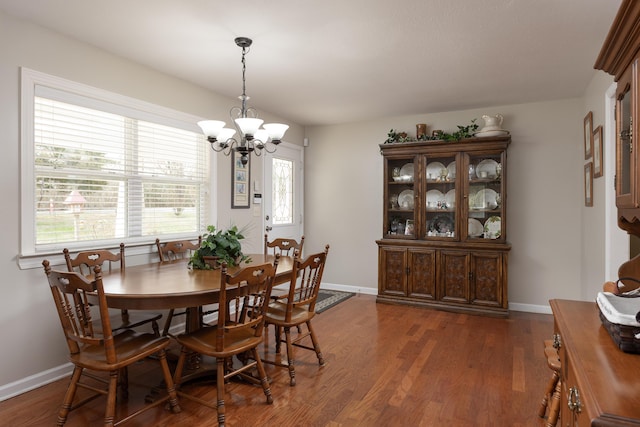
[474,114,509,137]
[481,114,503,131]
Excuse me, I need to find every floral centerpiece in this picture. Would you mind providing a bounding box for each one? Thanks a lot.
[189,225,251,270]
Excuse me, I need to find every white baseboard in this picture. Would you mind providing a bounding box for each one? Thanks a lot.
[508,302,552,314]
[321,283,551,314]
[320,282,378,296]
[0,363,72,402]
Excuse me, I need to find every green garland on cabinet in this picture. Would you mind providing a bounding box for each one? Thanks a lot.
[384,119,478,144]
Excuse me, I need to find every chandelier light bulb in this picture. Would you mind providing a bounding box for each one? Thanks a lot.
[263,123,289,141]
[197,120,226,141]
[217,128,236,143]
[253,129,270,146]
[235,118,264,137]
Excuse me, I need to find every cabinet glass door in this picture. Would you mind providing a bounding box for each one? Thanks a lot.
[616,66,634,207]
[425,155,457,239]
[467,152,504,241]
[386,157,416,238]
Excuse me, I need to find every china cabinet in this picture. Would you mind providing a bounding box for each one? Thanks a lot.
[595,0,640,297]
[595,0,640,235]
[376,136,511,317]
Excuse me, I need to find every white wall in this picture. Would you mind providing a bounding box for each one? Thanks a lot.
[0,10,303,393]
[303,93,612,311]
[581,72,628,299]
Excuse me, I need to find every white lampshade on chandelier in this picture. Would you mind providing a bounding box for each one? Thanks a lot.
[198,37,289,165]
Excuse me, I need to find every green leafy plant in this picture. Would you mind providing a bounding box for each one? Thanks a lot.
[189,225,251,270]
[384,129,414,144]
[384,119,479,144]
[439,119,479,141]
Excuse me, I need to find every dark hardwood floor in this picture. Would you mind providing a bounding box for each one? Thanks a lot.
[0,294,555,426]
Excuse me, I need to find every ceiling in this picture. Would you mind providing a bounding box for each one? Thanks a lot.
[0,0,623,126]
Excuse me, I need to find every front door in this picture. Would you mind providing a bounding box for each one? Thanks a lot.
[263,142,304,244]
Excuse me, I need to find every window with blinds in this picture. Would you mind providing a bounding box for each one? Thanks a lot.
[23,69,209,253]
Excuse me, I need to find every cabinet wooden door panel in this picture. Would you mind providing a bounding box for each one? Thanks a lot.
[378,246,436,300]
[408,248,436,299]
[471,252,503,307]
[440,251,470,303]
[615,63,636,210]
[379,246,407,297]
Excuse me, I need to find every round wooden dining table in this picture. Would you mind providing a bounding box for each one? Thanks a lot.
[101,254,293,311]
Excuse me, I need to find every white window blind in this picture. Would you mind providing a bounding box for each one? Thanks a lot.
[23,69,210,254]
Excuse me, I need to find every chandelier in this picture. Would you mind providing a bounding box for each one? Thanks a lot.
[197,37,289,165]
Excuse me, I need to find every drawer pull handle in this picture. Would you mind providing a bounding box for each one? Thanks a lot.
[568,387,582,413]
[553,333,561,349]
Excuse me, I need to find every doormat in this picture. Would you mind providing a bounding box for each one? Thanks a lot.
[315,290,355,313]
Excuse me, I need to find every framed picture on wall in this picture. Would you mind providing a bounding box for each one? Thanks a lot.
[593,125,603,178]
[584,162,593,207]
[231,152,250,209]
[584,111,593,159]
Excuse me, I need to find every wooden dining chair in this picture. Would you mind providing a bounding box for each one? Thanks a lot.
[265,234,304,300]
[538,339,562,427]
[172,257,278,427]
[155,237,212,336]
[42,260,181,426]
[156,236,202,262]
[263,245,329,386]
[264,233,304,257]
[63,244,162,337]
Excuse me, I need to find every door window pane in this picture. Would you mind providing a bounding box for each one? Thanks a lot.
[272,158,293,225]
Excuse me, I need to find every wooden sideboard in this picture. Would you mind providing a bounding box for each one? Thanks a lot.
[550,299,640,426]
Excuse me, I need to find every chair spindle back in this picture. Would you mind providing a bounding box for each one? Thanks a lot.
[285,245,329,319]
[156,237,202,262]
[63,243,125,277]
[43,261,116,360]
[216,256,279,351]
[264,234,304,257]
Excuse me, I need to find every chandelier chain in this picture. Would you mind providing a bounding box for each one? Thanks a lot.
[241,44,248,116]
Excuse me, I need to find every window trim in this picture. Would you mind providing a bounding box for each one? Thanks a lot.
[19,67,217,268]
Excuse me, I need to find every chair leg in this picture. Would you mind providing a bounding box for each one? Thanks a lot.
[252,347,273,404]
[284,327,296,386]
[216,357,226,427]
[57,366,83,426]
[546,379,562,427]
[306,321,325,366]
[162,309,175,336]
[157,348,181,413]
[104,370,119,427]
[172,347,188,387]
[538,370,559,418]
[118,367,129,400]
[151,319,160,337]
[274,325,282,353]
